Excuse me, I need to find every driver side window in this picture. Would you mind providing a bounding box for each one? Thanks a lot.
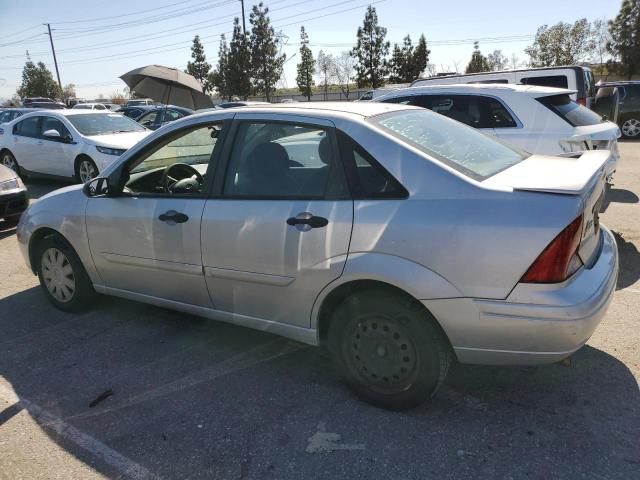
[125,122,225,196]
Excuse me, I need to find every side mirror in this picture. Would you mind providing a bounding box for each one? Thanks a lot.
[83,176,112,197]
[43,129,61,139]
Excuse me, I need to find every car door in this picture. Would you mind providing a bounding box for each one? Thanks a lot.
[39,115,76,177]
[85,117,231,306]
[200,113,353,330]
[10,115,43,173]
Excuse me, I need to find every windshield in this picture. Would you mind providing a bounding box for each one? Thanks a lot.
[67,113,146,135]
[537,94,603,127]
[369,109,528,180]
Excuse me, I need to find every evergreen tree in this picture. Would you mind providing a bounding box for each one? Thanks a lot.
[186,35,212,93]
[296,26,315,101]
[388,38,409,83]
[465,42,491,73]
[249,2,285,101]
[411,34,430,79]
[226,18,252,99]
[351,5,390,88]
[608,0,640,79]
[17,60,61,99]
[210,35,230,99]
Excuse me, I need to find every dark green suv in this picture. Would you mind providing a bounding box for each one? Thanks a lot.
[597,81,640,138]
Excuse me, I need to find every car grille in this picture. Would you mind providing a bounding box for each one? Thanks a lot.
[0,190,28,217]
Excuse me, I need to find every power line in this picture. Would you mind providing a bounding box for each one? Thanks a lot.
[0,24,42,41]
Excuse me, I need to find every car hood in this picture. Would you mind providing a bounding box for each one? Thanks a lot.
[86,130,151,149]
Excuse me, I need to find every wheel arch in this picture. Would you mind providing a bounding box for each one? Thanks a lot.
[28,227,73,274]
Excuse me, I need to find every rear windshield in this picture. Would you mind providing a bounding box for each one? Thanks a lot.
[67,113,146,135]
[369,109,527,180]
[537,94,602,126]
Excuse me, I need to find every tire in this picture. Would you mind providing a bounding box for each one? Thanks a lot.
[75,157,98,183]
[620,116,640,139]
[328,288,451,410]
[35,235,96,312]
[1,150,20,174]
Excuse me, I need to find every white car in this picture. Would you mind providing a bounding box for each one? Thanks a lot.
[376,84,621,180]
[0,110,151,183]
[72,103,108,111]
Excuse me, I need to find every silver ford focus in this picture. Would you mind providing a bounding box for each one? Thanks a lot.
[16,103,618,410]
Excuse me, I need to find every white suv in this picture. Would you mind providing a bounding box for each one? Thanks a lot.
[376,84,621,180]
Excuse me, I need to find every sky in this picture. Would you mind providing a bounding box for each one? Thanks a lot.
[0,0,621,101]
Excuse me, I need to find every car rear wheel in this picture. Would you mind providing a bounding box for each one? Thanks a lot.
[75,157,98,183]
[621,117,640,138]
[1,150,19,173]
[36,235,95,312]
[328,288,451,410]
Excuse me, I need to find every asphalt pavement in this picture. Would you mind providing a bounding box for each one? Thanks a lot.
[0,142,639,480]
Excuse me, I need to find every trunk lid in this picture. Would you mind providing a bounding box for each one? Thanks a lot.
[484,150,608,267]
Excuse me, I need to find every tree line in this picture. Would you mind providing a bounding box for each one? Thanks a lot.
[9,0,639,104]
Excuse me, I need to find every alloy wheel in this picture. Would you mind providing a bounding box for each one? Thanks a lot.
[344,315,419,394]
[78,160,97,183]
[622,118,640,138]
[41,247,76,303]
[1,153,18,172]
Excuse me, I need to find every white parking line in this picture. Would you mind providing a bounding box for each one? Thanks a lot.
[0,383,161,480]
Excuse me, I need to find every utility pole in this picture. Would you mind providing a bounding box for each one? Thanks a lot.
[44,23,62,90]
[239,0,246,34]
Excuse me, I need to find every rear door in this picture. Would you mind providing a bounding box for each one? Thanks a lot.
[10,116,42,172]
[200,113,353,329]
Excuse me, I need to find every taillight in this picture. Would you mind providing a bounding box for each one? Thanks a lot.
[522,215,583,283]
[577,97,586,106]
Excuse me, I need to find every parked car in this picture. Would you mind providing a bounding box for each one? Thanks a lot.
[411,66,596,108]
[135,105,193,130]
[0,108,40,124]
[376,84,620,181]
[596,81,640,138]
[0,110,150,183]
[125,98,155,107]
[16,102,618,410]
[0,163,27,225]
[72,103,109,111]
[357,86,408,101]
[114,105,154,119]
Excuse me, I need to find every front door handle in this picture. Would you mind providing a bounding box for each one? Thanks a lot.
[158,210,189,223]
[286,213,328,229]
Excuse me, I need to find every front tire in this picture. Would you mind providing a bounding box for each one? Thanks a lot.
[328,288,451,410]
[620,116,640,138]
[75,157,98,183]
[1,150,19,174]
[36,235,95,312]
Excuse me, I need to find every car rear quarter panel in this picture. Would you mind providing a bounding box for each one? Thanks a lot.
[337,118,584,299]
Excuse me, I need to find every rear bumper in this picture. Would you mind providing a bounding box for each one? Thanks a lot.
[424,226,619,365]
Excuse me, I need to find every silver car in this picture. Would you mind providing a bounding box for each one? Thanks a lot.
[16,103,618,410]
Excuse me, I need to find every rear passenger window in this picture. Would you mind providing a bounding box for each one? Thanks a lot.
[13,116,41,138]
[338,132,408,199]
[413,95,517,129]
[521,75,568,89]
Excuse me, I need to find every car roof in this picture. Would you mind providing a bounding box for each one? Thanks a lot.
[597,80,640,87]
[191,101,416,120]
[378,83,576,98]
[145,105,194,112]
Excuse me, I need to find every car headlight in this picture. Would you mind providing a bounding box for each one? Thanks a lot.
[0,177,24,192]
[96,145,126,156]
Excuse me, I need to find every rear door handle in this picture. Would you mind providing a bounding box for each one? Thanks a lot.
[286,213,328,229]
[158,210,189,224]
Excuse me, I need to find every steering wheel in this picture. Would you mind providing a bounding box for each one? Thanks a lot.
[162,163,204,194]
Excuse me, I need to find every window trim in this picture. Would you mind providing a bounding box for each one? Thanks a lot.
[215,118,349,201]
[13,115,42,138]
[111,119,232,200]
[40,115,72,142]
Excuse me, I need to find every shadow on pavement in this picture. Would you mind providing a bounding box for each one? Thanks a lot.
[602,187,639,212]
[0,287,639,479]
[24,178,71,202]
[613,231,640,290]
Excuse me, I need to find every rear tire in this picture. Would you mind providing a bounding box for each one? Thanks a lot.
[328,288,451,410]
[75,157,98,183]
[620,116,640,138]
[36,235,95,312]
[1,150,20,174]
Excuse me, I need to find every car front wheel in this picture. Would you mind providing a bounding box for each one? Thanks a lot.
[1,150,19,173]
[36,235,95,312]
[75,157,98,183]
[621,117,640,138]
[328,288,451,410]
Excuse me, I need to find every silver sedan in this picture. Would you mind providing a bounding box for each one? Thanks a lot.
[16,102,618,410]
